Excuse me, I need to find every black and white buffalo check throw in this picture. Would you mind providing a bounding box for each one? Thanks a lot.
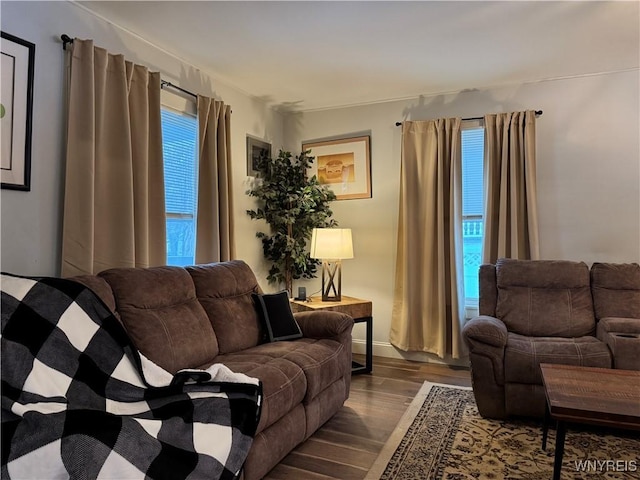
[1,274,262,480]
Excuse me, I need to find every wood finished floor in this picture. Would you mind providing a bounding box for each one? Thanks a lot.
[264,355,472,480]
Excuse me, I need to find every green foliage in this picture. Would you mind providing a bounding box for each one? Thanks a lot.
[246,149,337,293]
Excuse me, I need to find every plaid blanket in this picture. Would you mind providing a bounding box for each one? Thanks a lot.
[1,274,262,480]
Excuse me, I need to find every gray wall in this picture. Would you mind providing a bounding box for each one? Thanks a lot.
[0,1,284,277]
[285,71,640,363]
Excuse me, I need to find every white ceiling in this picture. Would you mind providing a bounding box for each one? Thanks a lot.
[77,1,639,112]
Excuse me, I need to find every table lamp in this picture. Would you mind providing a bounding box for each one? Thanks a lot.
[310,228,354,302]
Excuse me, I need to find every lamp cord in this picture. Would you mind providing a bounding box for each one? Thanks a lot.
[306,288,322,301]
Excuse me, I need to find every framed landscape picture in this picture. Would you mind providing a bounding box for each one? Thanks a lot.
[303,135,371,200]
[1,31,35,191]
[246,135,271,177]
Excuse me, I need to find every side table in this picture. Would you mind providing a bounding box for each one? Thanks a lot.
[290,296,373,374]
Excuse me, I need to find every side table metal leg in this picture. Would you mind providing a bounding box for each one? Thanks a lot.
[365,316,373,373]
[542,404,550,451]
[553,421,566,480]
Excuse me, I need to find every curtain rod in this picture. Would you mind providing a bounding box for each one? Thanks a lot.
[60,34,198,99]
[160,80,197,99]
[395,110,543,126]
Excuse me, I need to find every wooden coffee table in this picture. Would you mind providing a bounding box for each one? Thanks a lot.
[540,364,640,480]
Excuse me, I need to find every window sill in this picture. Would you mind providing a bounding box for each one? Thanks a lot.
[464,303,479,320]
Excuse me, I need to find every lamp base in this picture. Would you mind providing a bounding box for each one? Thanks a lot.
[321,260,342,302]
[322,293,342,302]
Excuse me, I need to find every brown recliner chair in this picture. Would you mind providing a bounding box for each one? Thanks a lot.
[462,258,611,419]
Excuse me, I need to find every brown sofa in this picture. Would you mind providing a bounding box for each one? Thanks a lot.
[591,262,640,371]
[462,258,640,419]
[72,260,354,480]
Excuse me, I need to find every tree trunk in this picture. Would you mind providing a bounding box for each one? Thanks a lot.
[285,219,293,297]
[285,268,292,297]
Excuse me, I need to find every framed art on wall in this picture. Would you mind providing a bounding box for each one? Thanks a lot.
[303,135,371,200]
[246,135,271,177]
[1,31,35,191]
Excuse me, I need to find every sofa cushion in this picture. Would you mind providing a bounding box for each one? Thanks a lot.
[99,266,219,373]
[495,258,595,337]
[590,262,640,320]
[186,261,263,354]
[212,337,348,423]
[208,353,307,434]
[505,332,611,384]
[279,338,348,402]
[261,339,346,400]
[253,291,303,342]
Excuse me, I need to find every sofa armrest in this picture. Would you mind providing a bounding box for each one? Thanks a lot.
[597,316,640,338]
[596,316,640,370]
[294,311,354,339]
[70,275,118,317]
[462,315,508,348]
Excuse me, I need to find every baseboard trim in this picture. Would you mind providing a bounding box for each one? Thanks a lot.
[352,339,469,368]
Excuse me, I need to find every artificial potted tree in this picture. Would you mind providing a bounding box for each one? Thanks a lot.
[247,149,337,296]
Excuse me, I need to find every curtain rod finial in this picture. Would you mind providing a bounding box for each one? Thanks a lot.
[61,34,73,50]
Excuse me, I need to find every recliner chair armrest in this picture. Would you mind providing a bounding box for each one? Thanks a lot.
[462,315,508,418]
[462,315,508,348]
[294,311,354,339]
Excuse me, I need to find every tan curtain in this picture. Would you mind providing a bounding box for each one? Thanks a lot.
[195,95,235,263]
[482,111,540,263]
[61,39,165,276]
[390,118,466,359]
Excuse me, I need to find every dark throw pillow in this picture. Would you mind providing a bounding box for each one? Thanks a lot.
[252,291,303,342]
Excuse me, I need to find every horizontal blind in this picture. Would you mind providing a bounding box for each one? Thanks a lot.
[161,109,197,215]
[461,127,484,217]
[161,107,198,266]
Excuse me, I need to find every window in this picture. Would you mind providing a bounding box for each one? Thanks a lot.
[161,107,198,266]
[461,124,485,308]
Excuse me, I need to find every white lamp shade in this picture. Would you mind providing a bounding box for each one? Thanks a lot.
[310,228,354,260]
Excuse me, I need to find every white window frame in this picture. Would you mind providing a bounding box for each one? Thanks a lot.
[161,89,198,266]
[461,119,484,319]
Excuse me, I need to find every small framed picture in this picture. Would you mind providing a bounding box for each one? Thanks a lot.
[246,136,271,177]
[303,135,371,200]
[1,32,35,191]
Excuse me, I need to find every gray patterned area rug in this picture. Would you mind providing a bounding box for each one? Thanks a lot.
[366,382,639,479]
